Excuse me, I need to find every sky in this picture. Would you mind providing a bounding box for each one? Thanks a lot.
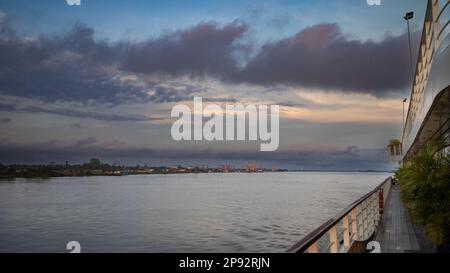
[0,0,427,170]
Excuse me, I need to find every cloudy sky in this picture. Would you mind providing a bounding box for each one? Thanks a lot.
[0,0,426,170]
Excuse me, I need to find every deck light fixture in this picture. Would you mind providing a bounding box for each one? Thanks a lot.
[404,11,414,82]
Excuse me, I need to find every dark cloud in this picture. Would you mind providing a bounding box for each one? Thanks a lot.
[1,117,11,123]
[122,22,419,95]
[74,136,97,147]
[0,19,248,105]
[203,97,238,103]
[231,24,420,94]
[0,23,148,105]
[0,16,419,110]
[122,20,248,77]
[72,123,82,129]
[0,138,390,170]
[0,102,163,122]
[278,101,308,108]
[148,86,196,103]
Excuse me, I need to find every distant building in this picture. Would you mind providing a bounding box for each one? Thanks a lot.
[245,163,258,172]
[89,158,101,167]
[222,164,233,173]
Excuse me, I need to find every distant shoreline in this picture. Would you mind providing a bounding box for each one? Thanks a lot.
[0,168,393,180]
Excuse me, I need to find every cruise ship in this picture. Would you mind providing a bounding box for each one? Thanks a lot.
[401,0,450,160]
[288,0,450,253]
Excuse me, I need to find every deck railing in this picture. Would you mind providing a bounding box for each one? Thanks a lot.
[287,177,392,253]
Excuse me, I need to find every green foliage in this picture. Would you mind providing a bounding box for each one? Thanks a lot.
[389,139,401,145]
[395,138,450,245]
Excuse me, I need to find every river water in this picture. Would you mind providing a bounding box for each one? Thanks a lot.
[0,172,390,252]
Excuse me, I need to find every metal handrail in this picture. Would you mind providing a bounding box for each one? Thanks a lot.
[430,114,450,140]
[437,0,450,39]
[287,177,392,253]
[403,93,450,160]
[436,0,450,21]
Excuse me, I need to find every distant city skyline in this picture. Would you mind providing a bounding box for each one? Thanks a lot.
[0,0,427,170]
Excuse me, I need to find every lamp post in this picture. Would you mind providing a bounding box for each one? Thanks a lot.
[403,98,408,132]
[403,11,414,157]
[401,97,408,156]
[404,11,414,82]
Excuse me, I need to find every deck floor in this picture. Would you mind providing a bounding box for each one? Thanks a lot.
[374,185,421,253]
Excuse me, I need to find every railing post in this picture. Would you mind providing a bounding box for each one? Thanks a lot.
[329,226,338,253]
[308,242,319,253]
[351,208,358,241]
[369,197,373,233]
[374,193,378,226]
[360,203,363,239]
[368,194,373,234]
[371,193,377,233]
[343,215,351,250]
[363,200,368,239]
[384,179,391,206]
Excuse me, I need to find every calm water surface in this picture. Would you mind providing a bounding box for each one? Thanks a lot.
[0,172,391,252]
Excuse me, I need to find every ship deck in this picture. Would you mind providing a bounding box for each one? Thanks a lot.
[374,184,421,253]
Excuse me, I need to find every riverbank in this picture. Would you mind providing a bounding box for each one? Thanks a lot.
[0,164,289,179]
